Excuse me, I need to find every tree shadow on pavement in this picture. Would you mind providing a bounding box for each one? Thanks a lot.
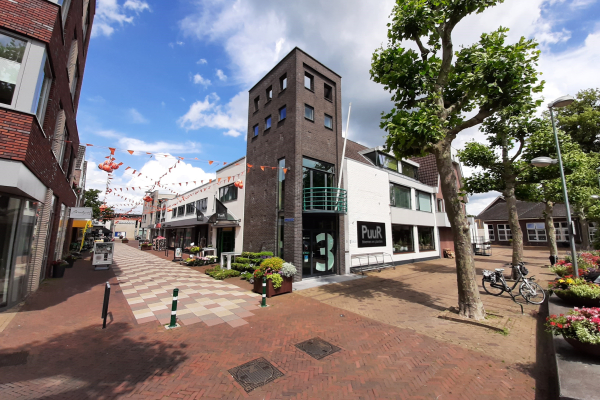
[0,322,188,399]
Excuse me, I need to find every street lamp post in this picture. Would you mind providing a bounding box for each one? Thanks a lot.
[531,95,579,278]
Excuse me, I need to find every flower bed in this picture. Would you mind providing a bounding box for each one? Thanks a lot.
[205,266,240,280]
[547,307,600,356]
[551,252,600,277]
[549,276,600,307]
[184,255,218,267]
[252,258,296,297]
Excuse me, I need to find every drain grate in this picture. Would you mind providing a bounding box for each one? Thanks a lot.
[228,357,283,393]
[295,337,341,360]
[0,351,29,367]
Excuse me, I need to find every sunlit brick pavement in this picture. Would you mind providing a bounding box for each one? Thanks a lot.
[0,245,553,399]
[113,244,261,327]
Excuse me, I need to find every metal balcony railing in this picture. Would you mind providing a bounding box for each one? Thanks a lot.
[302,187,347,213]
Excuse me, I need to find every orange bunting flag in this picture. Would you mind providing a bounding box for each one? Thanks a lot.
[132,170,136,174]
[260,166,265,171]
[164,155,168,157]
[126,188,129,191]
[194,157,198,160]
[283,168,288,174]
[193,181,196,184]
[138,173,142,177]
[247,163,253,168]
[146,152,151,155]
[228,177,231,182]
[109,148,116,155]
[179,183,181,186]
[236,163,239,166]
[209,179,213,183]
[209,160,214,165]
[125,167,130,170]
[117,162,123,166]
[218,178,221,183]
[86,143,93,146]
[127,150,134,155]
[223,162,227,165]
[272,167,276,170]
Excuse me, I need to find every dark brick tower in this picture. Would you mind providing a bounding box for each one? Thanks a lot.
[243,48,346,280]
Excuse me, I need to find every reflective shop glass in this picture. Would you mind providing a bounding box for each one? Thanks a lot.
[0,33,26,105]
[378,153,398,172]
[416,191,432,212]
[390,183,411,209]
[10,200,36,304]
[0,195,21,308]
[392,225,414,253]
[418,226,435,251]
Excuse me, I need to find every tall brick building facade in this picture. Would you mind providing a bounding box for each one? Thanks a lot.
[0,0,95,310]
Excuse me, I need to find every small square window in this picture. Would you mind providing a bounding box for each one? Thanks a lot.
[324,83,333,101]
[265,115,272,130]
[253,96,259,112]
[305,105,314,121]
[304,72,314,90]
[324,114,333,129]
[280,74,287,91]
[266,86,272,101]
[253,124,259,137]
[279,105,286,121]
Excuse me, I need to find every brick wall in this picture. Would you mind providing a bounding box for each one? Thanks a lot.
[0,0,57,43]
[0,109,32,160]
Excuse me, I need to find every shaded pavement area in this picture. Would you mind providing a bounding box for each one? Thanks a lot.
[0,245,556,399]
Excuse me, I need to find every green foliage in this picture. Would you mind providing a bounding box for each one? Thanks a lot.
[205,266,240,280]
[268,273,283,289]
[240,272,253,281]
[241,251,274,258]
[190,246,200,254]
[84,189,103,219]
[554,88,600,153]
[235,257,251,264]
[260,257,284,271]
[231,262,255,272]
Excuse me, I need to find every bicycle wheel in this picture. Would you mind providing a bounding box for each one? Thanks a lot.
[520,281,546,304]
[482,279,504,296]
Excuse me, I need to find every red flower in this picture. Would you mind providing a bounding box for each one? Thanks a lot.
[557,323,563,329]
[550,322,556,326]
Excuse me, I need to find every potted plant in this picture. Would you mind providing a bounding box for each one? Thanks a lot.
[51,260,68,278]
[253,258,295,298]
[546,307,600,356]
[190,246,201,254]
[64,254,79,268]
[140,243,152,251]
[548,276,600,307]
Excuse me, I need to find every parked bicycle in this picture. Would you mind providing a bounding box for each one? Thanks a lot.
[482,262,546,305]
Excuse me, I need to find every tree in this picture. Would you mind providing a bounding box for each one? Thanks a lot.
[83,189,103,219]
[554,89,600,153]
[370,0,544,320]
[458,109,546,277]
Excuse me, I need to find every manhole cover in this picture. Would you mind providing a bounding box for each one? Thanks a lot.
[228,357,283,393]
[295,337,341,360]
[0,351,28,367]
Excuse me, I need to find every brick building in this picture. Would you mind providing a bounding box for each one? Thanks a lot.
[0,0,95,310]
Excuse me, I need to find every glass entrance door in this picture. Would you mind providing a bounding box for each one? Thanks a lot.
[217,228,235,257]
[302,229,335,277]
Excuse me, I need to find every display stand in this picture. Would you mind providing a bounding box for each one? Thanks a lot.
[93,242,114,270]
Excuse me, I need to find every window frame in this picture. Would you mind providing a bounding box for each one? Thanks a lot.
[219,183,238,203]
[304,72,314,91]
[0,30,29,108]
[186,202,195,215]
[253,96,259,112]
[590,222,597,243]
[497,224,512,241]
[265,115,271,130]
[279,105,286,121]
[526,222,547,242]
[70,60,79,100]
[377,152,398,172]
[266,85,272,102]
[172,208,176,218]
[488,225,495,241]
[416,190,432,212]
[35,59,52,124]
[436,198,444,212]
[61,0,72,28]
[279,73,287,91]
[324,83,333,101]
[417,226,435,252]
[253,124,259,137]
[324,113,333,130]
[177,205,184,217]
[400,161,418,179]
[278,158,285,211]
[304,104,314,121]
[389,183,411,209]
[392,224,414,254]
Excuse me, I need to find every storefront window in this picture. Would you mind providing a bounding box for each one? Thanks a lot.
[184,228,192,248]
[392,225,413,253]
[418,226,435,251]
[0,195,21,308]
[11,200,37,304]
[54,204,67,261]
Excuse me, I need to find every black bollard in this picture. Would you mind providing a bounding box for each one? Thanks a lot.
[101,282,111,329]
[549,255,558,266]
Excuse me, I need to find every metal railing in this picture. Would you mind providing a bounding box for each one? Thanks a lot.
[302,187,347,213]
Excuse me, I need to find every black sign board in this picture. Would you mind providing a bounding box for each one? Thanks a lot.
[215,199,228,221]
[357,221,386,248]
[196,209,204,222]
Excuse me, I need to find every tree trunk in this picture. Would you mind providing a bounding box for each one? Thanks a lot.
[579,210,590,251]
[544,201,558,259]
[434,144,485,320]
[503,182,523,279]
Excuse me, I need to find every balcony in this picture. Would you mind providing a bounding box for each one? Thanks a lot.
[303,187,347,214]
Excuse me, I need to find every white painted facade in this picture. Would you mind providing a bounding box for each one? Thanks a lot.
[343,158,442,273]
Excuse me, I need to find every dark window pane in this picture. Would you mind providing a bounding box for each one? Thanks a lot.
[0,81,16,105]
[392,225,414,253]
[418,226,435,251]
[305,105,314,121]
[0,34,26,63]
[324,114,332,129]
[324,83,332,100]
[265,116,271,129]
[401,162,418,179]
[279,106,286,120]
[390,184,410,209]
[302,157,334,173]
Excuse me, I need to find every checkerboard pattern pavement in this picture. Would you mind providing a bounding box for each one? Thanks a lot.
[113,244,262,328]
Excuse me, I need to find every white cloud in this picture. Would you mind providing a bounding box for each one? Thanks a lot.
[169,41,185,48]
[92,129,203,154]
[178,90,247,138]
[216,69,227,81]
[128,108,149,124]
[93,0,150,38]
[197,58,208,64]
[193,74,211,87]
[466,192,502,216]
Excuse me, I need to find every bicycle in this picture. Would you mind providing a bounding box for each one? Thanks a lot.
[482,262,546,307]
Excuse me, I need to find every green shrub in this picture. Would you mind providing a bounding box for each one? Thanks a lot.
[241,272,253,281]
[206,266,240,280]
[269,273,283,289]
[258,251,274,257]
[240,251,273,258]
[260,257,284,270]
[235,257,251,264]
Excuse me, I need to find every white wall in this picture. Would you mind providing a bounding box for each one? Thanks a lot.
[345,159,441,273]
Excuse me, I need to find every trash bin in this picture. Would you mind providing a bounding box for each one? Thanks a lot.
[53,263,66,278]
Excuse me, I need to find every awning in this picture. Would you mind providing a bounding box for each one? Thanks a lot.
[72,220,90,228]
[207,210,240,226]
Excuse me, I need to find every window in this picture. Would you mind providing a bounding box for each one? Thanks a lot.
[280,73,287,91]
[35,60,52,123]
[304,72,314,90]
[526,222,547,242]
[265,115,271,130]
[497,224,512,241]
[56,126,68,166]
[186,202,195,215]
[278,158,285,210]
[253,96,259,111]
[324,114,333,129]
[436,199,444,212]
[392,225,414,253]
[172,208,176,218]
[304,104,314,121]
[277,216,284,259]
[219,184,238,203]
[590,222,597,243]
[418,226,435,251]
[324,83,332,101]
[0,33,26,106]
[390,183,411,209]
[155,211,160,222]
[253,124,259,137]
[488,225,495,241]
[302,157,335,211]
[60,0,72,27]
[266,86,272,101]
[554,221,569,242]
[279,105,286,121]
[177,206,184,217]
[83,1,91,39]
[401,162,418,179]
[416,191,432,212]
[70,62,79,99]
[378,152,398,172]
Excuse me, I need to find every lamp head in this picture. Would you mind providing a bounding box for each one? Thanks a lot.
[531,156,557,168]
[548,95,575,109]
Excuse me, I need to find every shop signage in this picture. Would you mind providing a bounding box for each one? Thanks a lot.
[196,209,204,222]
[70,207,93,220]
[284,218,295,222]
[357,221,386,248]
[92,242,114,270]
[215,199,227,221]
[175,248,182,258]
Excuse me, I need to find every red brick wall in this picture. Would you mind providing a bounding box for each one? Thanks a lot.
[439,227,454,252]
[0,0,57,43]
[0,109,32,160]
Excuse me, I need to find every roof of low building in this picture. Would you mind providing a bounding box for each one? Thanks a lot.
[477,197,570,221]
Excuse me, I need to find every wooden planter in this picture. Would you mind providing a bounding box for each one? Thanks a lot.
[140,246,152,251]
[122,239,129,243]
[253,275,293,298]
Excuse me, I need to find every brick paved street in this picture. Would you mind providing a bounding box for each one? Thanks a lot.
[0,245,557,399]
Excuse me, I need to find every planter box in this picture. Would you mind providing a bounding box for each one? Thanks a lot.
[122,240,129,243]
[52,264,66,278]
[253,276,292,298]
[140,247,152,251]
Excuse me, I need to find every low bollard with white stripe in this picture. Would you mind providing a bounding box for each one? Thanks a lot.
[169,288,179,328]
[261,277,267,307]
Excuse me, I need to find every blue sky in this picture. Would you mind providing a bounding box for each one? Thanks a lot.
[80,0,600,214]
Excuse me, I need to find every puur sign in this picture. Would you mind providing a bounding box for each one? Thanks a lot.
[357,221,386,248]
